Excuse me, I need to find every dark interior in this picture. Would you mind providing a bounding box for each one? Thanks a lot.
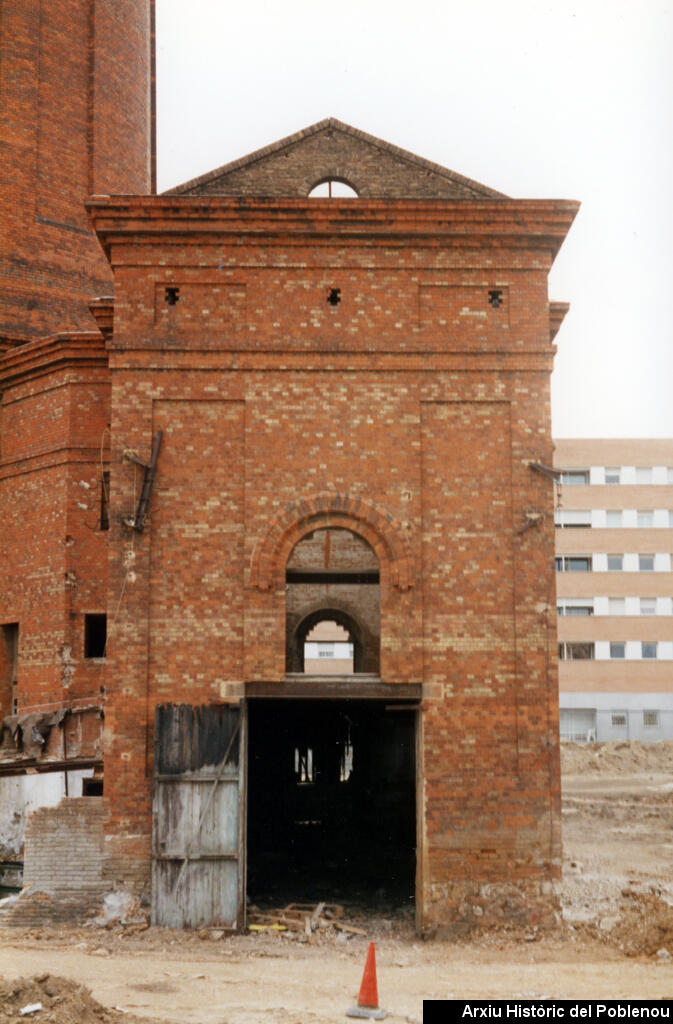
[247,699,416,908]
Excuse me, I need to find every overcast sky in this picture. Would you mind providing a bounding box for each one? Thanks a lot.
[155,0,673,440]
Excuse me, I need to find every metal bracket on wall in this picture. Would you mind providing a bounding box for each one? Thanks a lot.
[527,461,561,482]
[517,510,546,535]
[123,430,163,533]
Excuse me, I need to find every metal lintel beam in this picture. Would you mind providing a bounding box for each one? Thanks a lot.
[0,757,103,777]
[246,678,422,701]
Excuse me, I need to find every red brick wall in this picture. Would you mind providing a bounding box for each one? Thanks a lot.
[0,336,110,715]
[88,196,573,927]
[0,0,154,341]
[148,398,246,703]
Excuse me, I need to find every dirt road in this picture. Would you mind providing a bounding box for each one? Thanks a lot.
[1,927,671,1023]
[1,741,672,1023]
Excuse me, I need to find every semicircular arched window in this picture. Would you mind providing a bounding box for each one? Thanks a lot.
[308,179,359,198]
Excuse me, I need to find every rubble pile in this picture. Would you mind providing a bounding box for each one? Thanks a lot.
[561,739,673,775]
[600,890,673,958]
[0,974,143,1024]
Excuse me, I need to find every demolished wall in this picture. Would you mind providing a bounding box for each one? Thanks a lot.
[4,797,106,927]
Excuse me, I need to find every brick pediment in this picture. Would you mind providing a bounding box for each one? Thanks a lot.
[165,118,506,200]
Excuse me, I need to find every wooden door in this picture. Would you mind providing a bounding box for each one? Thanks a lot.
[152,703,246,929]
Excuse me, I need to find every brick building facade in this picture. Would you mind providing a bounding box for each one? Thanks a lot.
[1,62,577,932]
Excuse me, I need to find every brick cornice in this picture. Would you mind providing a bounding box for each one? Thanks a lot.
[549,301,570,342]
[86,196,579,264]
[0,332,109,390]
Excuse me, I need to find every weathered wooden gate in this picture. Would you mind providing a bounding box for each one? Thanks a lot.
[152,703,246,929]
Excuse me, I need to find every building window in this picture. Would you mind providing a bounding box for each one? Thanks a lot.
[84,614,107,659]
[308,179,359,198]
[637,510,654,528]
[669,511,673,528]
[641,642,657,659]
[640,597,657,615]
[636,468,653,484]
[100,471,110,531]
[643,710,660,728]
[556,555,592,573]
[638,554,655,572]
[611,712,627,728]
[560,470,589,485]
[608,597,626,615]
[560,708,597,743]
[607,554,623,571]
[609,642,625,659]
[606,510,622,528]
[2,623,19,716]
[294,745,315,783]
[555,510,592,528]
[557,601,594,616]
[605,467,621,484]
[558,642,595,661]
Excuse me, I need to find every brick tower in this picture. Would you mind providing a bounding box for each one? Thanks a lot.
[0,0,155,342]
[1,116,578,935]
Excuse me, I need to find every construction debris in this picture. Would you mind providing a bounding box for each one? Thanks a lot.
[247,901,354,937]
[94,890,147,930]
[561,738,673,775]
[0,975,141,1024]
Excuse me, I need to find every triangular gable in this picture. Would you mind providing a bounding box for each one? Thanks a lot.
[165,118,506,199]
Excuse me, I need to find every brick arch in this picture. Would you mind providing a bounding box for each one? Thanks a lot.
[302,167,364,197]
[287,603,375,674]
[307,174,360,197]
[251,493,413,592]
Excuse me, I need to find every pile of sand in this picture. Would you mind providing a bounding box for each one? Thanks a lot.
[561,740,673,775]
[576,890,673,958]
[0,975,146,1024]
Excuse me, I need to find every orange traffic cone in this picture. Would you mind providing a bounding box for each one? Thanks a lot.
[346,942,387,1019]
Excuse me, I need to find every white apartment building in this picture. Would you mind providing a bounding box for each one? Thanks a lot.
[553,440,673,742]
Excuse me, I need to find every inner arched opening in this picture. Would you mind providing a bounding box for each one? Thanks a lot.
[304,619,354,674]
[285,528,380,675]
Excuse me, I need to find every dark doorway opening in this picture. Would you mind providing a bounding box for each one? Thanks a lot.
[247,699,416,910]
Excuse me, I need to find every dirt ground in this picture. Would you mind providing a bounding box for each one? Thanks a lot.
[1,740,673,1023]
